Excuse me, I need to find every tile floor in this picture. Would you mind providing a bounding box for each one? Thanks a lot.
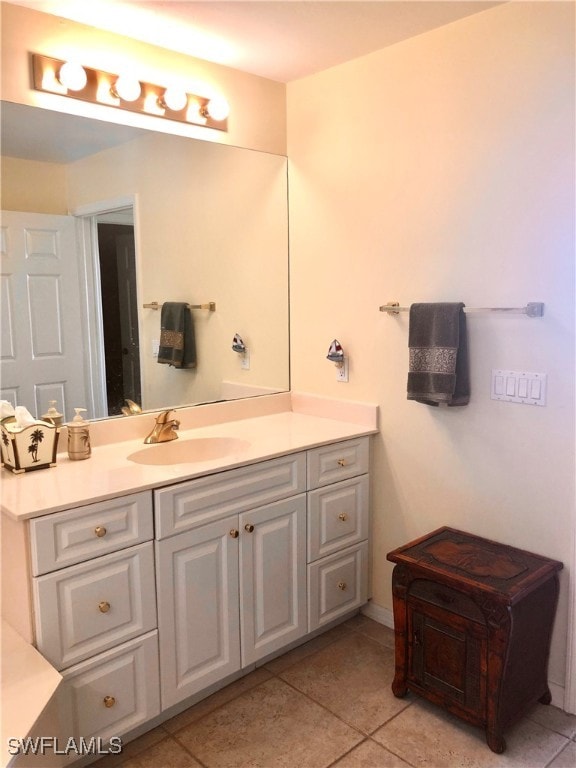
[97,616,576,768]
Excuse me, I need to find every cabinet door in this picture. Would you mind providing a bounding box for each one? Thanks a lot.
[155,518,240,709]
[407,598,487,718]
[240,495,307,666]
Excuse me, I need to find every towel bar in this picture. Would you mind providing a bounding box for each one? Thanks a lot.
[379,302,544,317]
[143,301,216,312]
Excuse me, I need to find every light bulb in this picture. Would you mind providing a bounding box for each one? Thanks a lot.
[204,96,229,122]
[112,75,141,102]
[161,87,188,112]
[58,62,87,91]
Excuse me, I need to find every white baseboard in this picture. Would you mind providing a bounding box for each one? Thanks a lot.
[360,599,393,628]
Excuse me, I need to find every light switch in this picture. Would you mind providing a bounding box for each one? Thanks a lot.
[518,378,529,398]
[491,370,547,406]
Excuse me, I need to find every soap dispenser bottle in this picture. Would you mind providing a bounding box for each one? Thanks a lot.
[42,400,63,427]
[67,408,91,461]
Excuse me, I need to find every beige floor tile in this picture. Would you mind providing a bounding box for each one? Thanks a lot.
[263,624,352,674]
[163,668,273,734]
[372,698,570,768]
[120,737,202,768]
[330,738,414,767]
[279,632,409,734]
[176,676,363,768]
[343,615,396,650]
[95,727,169,766]
[547,739,576,768]
[526,703,576,739]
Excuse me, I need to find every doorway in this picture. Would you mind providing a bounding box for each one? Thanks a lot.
[95,218,141,415]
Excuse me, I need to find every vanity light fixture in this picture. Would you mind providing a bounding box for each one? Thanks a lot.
[57,61,87,91]
[32,54,229,131]
[200,95,230,122]
[110,74,142,102]
[158,87,189,112]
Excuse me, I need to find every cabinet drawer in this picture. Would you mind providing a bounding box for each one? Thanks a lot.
[33,542,157,670]
[308,476,369,562]
[307,438,369,489]
[59,631,160,747]
[30,492,153,576]
[308,542,368,631]
[154,453,306,538]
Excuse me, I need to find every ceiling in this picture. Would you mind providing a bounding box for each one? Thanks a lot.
[6,1,503,83]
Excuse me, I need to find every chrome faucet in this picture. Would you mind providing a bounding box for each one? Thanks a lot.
[144,410,180,444]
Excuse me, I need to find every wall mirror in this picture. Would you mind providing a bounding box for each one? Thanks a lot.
[0,102,290,422]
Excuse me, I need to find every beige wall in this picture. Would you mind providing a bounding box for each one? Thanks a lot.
[1,2,286,155]
[1,156,67,212]
[287,0,575,697]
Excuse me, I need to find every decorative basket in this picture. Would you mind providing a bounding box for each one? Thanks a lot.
[0,419,60,473]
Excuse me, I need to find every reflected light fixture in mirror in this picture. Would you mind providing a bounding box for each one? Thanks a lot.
[32,54,229,131]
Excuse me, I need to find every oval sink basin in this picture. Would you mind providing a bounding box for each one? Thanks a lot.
[127,437,250,466]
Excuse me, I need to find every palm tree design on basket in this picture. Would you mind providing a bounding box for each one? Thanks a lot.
[28,428,44,463]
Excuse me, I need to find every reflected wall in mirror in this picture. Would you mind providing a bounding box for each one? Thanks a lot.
[0,103,290,421]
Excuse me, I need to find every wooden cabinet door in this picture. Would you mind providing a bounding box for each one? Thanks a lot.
[155,517,241,709]
[407,599,487,719]
[239,495,307,666]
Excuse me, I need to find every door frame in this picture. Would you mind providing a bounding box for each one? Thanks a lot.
[72,194,141,419]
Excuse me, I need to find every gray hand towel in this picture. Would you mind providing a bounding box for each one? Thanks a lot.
[157,302,197,369]
[407,303,470,406]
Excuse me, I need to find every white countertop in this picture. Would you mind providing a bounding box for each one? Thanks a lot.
[1,396,378,521]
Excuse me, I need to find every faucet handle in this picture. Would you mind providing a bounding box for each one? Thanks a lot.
[156,409,174,424]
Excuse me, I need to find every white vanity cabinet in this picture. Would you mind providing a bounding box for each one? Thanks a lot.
[6,425,372,760]
[306,438,370,630]
[154,438,370,710]
[28,492,160,749]
[154,454,307,709]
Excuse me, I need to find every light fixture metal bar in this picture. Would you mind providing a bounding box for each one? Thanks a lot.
[31,53,228,131]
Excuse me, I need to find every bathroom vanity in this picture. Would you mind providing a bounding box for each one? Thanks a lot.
[0,394,377,764]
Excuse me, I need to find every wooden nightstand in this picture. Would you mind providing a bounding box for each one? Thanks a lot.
[387,527,563,753]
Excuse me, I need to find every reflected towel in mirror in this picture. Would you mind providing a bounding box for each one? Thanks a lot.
[157,302,197,368]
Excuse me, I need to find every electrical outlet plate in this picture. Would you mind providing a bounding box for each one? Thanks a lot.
[336,357,349,382]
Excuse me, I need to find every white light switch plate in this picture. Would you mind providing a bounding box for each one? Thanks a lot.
[491,370,547,406]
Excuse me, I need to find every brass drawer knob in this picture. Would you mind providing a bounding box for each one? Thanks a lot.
[338,513,348,522]
[103,696,116,708]
[99,601,111,613]
[94,526,107,538]
[230,529,239,538]
[245,523,255,533]
[337,459,347,467]
[338,581,347,591]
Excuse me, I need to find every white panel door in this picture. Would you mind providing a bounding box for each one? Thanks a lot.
[0,210,90,420]
[240,495,307,666]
